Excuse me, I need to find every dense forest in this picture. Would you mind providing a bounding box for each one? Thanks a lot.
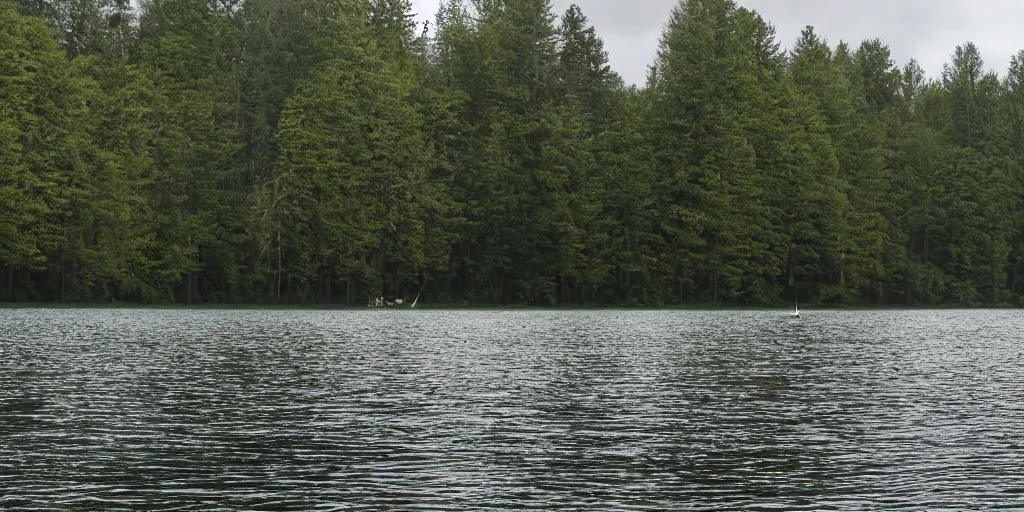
[3,0,1024,306]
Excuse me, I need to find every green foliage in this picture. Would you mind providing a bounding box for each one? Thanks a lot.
[1,0,74,298]
[4,0,1024,306]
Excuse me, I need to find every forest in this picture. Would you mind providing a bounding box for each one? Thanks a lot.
[2,0,1024,306]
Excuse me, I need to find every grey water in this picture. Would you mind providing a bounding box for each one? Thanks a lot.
[1,309,1023,510]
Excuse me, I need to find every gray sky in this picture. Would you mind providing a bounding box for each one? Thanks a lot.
[409,0,1024,86]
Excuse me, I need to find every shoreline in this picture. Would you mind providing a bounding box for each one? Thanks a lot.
[0,302,1019,311]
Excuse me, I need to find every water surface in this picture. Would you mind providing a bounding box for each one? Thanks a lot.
[2,309,1023,510]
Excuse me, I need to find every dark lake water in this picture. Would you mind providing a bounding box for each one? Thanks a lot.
[2,308,1024,510]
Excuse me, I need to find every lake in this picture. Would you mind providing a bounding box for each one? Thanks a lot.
[1,308,1023,510]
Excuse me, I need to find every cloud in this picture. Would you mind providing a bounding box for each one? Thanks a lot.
[409,0,1024,86]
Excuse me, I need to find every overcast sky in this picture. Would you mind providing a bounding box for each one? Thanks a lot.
[409,0,1024,86]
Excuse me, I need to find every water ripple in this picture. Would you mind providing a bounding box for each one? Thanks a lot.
[1,309,1024,510]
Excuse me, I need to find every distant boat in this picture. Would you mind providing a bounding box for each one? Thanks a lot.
[791,298,800,318]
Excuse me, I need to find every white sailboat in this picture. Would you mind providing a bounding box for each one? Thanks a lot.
[791,297,800,318]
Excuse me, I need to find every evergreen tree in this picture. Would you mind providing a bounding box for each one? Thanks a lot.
[4,0,1024,307]
[556,4,621,127]
[650,0,779,303]
[0,0,75,299]
[138,0,246,302]
[52,56,162,301]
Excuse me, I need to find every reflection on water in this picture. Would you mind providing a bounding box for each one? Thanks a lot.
[1,308,1023,510]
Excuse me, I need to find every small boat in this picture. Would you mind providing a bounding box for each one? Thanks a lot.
[791,298,800,318]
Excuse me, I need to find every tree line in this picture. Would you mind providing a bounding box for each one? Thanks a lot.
[3,0,1024,306]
